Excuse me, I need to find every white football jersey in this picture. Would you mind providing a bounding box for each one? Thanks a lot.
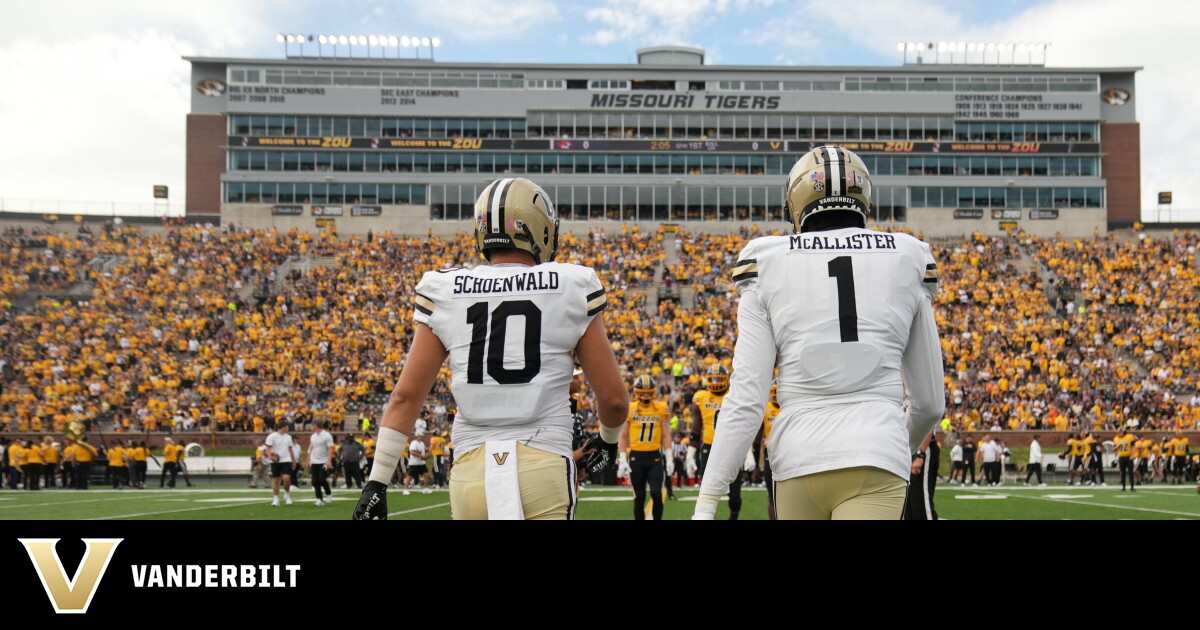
[700,227,945,490]
[413,261,606,459]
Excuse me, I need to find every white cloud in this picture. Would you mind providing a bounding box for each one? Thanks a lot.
[581,0,773,47]
[0,1,282,211]
[407,0,561,42]
[757,0,1200,218]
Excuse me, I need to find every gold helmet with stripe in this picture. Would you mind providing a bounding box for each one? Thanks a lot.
[785,145,873,233]
[705,364,730,395]
[474,177,559,264]
[633,374,655,402]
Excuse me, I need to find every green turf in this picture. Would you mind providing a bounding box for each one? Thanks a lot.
[0,483,1195,520]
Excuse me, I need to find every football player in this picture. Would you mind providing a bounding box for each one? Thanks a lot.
[1114,427,1137,491]
[693,363,746,520]
[761,383,780,520]
[619,374,671,520]
[354,178,628,520]
[693,145,945,520]
[1169,429,1189,485]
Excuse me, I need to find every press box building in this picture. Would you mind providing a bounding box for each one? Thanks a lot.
[186,46,1140,237]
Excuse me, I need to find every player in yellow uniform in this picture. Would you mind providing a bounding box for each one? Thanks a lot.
[1168,430,1189,485]
[1134,436,1152,484]
[1082,431,1105,486]
[362,433,376,478]
[1065,432,1086,486]
[106,442,128,489]
[1113,428,1137,492]
[760,384,780,520]
[619,375,671,521]
[691,364,745,520]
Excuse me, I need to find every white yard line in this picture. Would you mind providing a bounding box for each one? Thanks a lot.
[388,502,450,517]
[963,488,1200,518]
[87,502,257,520]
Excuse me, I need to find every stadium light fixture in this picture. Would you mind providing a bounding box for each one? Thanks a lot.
[401,36,411,47]
[432,37,441,47]
[276,33,285,43]
[421,37,431,47]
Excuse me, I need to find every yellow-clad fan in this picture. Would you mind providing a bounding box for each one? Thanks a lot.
[106,442,128,489]
[40,436,60,489]
[160,438,180,489]
[65,439,98,489]
[1113,428,1137,492]
[127,440,148,489]
[691,363,746,520]
[619,374,671,521]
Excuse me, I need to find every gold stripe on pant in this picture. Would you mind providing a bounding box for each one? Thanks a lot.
[775,466,907,520]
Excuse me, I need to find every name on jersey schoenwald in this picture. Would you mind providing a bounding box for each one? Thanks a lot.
[453,271,560,295]
[789,233,897,251]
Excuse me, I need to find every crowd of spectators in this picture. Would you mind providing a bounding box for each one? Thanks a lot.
[0,219,1196,438]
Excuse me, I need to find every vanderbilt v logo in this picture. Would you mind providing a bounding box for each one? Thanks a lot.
[20,538,122,614]
[492,452,510,465]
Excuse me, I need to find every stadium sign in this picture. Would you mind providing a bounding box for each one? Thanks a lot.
[1029,208,1059,220]
[272,205,304,216]
[351,205,382,216]
[228,135,1098,155]
[312,205,343,216]
[991,209,1022,220]
[953,208,984,219]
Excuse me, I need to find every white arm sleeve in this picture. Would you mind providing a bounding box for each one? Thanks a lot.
[901,296,945,450]
[697,289,775,497]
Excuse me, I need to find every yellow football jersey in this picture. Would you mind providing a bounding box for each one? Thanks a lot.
[627,400,669,452]
[1114,434,1135,457]
[763,403,780,441]
[1083,435,1097,455]
[1170,437,1189,457]
[1068,438,1085,457]
[1135,438,1152,458]
[692,390,724,445]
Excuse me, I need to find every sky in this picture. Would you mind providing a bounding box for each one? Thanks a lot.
[0,0,1198,221]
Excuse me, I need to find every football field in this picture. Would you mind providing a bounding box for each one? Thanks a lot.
[1,484,1196,520]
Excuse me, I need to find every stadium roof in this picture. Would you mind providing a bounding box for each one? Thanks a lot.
[183,56,1142,75]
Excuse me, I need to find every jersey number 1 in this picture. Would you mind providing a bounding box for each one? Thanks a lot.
[827,256,859,342]
[466,300,542,384]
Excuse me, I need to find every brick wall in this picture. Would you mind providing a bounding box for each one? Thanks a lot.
[1101,122,1142,224]
[186,114,227,216]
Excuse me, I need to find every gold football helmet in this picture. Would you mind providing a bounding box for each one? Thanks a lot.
[474,177,559,264]
[633,374,655,402]
[769,383,779,407]
[706,364,730,395]
[784,145,873,233]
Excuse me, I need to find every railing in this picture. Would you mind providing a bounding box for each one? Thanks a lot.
[0,197,186,217]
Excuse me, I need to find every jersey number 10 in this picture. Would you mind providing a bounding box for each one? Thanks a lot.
[466,300,542,384]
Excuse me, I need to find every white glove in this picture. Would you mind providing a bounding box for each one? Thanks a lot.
[685,446,698,477]
[743,449,756,472]
[665,452,675,476]
[617,453,631,479]
[692,492,720,520]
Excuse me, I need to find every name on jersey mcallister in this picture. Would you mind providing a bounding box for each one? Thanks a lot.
[453,271,560,294]
[789,234,897,251]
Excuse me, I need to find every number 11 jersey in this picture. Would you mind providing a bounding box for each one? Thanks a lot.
[413,262,606,459]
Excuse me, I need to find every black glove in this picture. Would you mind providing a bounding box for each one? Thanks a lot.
[352,480,388,520]
[581,434,618,474]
